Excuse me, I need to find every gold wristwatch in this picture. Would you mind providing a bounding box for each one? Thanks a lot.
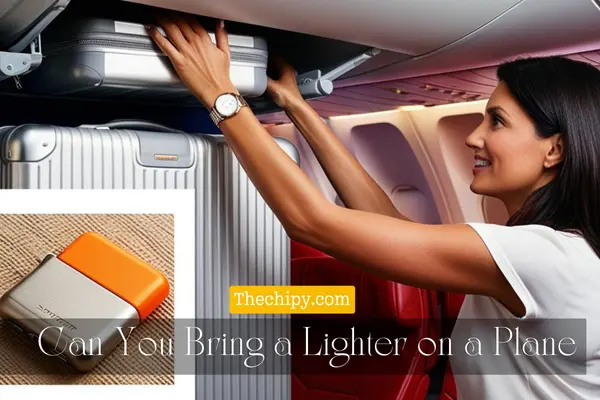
[209,92,248,126]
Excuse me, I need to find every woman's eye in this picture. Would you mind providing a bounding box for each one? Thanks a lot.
[491,115,503,128]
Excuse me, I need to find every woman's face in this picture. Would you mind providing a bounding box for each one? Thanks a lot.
[465,82,555,207]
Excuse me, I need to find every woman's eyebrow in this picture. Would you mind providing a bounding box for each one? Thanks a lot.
[486,106,510,119]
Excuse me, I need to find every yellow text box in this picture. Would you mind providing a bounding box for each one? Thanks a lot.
[229,286,355,314]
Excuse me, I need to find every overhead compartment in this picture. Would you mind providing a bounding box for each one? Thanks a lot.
[5,0,597,120]
[0,0,71,86]
[334,0,600,87]
[0,0,70,52]
[123,0,522,56]
[0,0,383,114]
[255,0,600,121]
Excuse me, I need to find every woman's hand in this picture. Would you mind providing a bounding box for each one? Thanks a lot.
[146,15,238,109]
[266,56,304,110]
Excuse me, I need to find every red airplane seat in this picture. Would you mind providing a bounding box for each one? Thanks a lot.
[439,293,466,400]
[291,240,330,259]
[442,292,465,336]
[440,365,457,400]
[291,256,440,400]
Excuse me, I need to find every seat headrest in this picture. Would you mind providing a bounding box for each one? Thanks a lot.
[291,256,427,327]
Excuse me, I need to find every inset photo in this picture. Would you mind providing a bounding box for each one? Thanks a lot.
[0,189,195,400]
[0,213,174,384]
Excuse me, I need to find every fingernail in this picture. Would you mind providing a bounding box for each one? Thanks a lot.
[219,20,225,29]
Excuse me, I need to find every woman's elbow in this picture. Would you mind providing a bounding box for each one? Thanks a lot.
[282,202,332,246]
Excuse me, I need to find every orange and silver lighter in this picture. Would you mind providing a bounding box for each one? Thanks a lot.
[0,232,170,372]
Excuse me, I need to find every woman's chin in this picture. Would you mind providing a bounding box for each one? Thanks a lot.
[469,181,492,196]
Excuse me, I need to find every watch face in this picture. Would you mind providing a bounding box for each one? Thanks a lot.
[215,94,239,117]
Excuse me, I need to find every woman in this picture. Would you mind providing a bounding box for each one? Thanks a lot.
[146,15,600,399]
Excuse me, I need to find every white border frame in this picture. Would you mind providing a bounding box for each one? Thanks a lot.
[0,189,196,400]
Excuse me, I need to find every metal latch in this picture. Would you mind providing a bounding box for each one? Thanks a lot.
[296,47,381,99]
[0,35,43,88]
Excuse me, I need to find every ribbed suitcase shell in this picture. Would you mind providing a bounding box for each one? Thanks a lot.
[0,124,296,400]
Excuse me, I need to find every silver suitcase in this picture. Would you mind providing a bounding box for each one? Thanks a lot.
[0,121,298,400]
[16,15,268,103]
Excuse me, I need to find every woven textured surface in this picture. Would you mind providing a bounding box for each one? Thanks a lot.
[0,214,174,385]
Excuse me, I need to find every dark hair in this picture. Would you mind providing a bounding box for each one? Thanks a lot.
[497,56,600,257]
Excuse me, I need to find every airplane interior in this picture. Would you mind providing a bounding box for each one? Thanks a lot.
[1,0,600,399]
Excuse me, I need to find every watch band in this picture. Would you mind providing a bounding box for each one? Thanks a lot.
[209,107,224,126]
[209,93,248,126]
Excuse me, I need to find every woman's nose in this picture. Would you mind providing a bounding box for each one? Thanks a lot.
[465,126,484,149]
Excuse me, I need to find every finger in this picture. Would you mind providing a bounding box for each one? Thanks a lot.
[156,15,189,51]
[187,16,212,44]
[269,54,283,68]
[215,20,230,58]
[280,59,297,80]
[272,54,285,68]
[269,54,296,80]
[266,77,284,105]
[266,76,278,90]
[146,25,185,64]
[267,54,284,79]
[171,13,200,45]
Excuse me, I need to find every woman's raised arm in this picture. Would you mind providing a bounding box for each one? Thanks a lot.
[267,59,407,220]
[146,15,523,317]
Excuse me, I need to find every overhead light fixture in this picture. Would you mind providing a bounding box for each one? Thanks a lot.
[422,84,440,91]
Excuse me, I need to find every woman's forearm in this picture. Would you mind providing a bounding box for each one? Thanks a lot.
[284,99,409,220]
[219,106,332,237]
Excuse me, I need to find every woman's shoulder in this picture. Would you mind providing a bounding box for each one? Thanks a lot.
[467,222,600,273]
[464,222,600,319]
[465,222,594,256]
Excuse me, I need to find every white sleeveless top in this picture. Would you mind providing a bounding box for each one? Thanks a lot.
[451,223,600,399]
